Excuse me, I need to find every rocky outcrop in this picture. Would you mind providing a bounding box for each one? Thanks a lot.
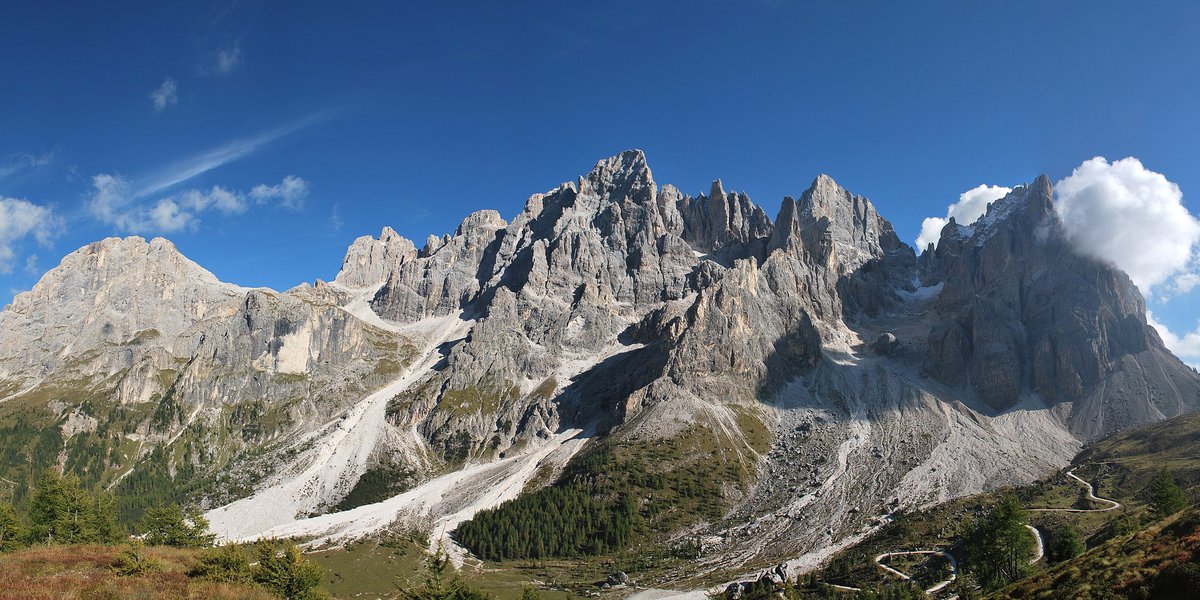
[677,179,773,262]
[334,227,417,289]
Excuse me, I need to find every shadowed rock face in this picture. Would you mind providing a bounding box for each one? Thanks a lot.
[1,150,1198,575]
[919,176,1199,436]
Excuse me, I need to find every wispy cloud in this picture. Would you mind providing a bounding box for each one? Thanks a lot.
[214,42,242,74]
[133,114,324,198]
[150,78,179,111]
[0,152,54,181]
[1149,311,1200,369]
[330,203,344,232]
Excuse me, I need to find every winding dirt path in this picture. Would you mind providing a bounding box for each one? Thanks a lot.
[1029,468,1122,513]
[826,468,1117,594]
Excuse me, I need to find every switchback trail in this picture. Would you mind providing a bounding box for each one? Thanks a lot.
[825,467,1117,594]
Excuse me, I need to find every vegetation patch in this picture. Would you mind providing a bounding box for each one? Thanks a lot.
[332,463,418,512]
[455,482,636,560]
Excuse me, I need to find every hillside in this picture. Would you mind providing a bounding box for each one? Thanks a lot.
[992,508,1200,599]
[768,411,1200,599]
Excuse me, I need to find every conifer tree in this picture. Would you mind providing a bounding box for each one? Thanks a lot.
[965,494,1034,590]
[0,503,24,552]
[140,503,216,548]
[27,469,121,545]
[1148,467,1188,518]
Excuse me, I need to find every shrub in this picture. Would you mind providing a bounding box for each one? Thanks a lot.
[253,539,326,600]
[192,544,253,583]
[112,540,161,576]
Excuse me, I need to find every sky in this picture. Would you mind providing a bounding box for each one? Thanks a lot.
[1,1,1199,364]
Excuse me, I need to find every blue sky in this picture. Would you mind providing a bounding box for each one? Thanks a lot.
[2,1,1199,362]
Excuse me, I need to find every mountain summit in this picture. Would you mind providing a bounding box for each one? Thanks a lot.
[0,151,1195,578]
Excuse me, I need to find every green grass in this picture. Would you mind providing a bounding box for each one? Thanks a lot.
[311,537,562,600]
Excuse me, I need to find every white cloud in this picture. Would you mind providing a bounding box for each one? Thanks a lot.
[1148,312,1200,368]
[150,78,179,111]
[215,43,242,74]
[0,196,59,274]
[915,184,1012,250]
[250,175,309,209]
[89,175,304,233]
[1055,157,1200,294]
[178,186,247,214]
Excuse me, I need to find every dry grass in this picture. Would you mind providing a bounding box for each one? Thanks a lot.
[0,544,277,600]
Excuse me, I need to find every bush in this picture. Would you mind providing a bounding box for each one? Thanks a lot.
[1151,561,1200,598]
[253,539,326,600]
[113,540,161,576]
[192,544,253,583]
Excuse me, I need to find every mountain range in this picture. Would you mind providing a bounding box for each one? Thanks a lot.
[0,150,1196,581]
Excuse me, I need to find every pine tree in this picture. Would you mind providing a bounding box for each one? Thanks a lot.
[1044,522,1084,563]
[27,469,121,545]
[396,545,490,600]
[0,503,24,552]
[140,503,216,547]
[1148,467,1188,518]
[965,494,1034,591]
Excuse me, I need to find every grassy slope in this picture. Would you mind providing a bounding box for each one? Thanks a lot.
[992,508,1200,599]
[0,545,276,600]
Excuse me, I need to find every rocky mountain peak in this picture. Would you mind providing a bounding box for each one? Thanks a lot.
[334,228,418,289]
[785,174,910,276]
[455,210,506,236]
[0,236,248,380]
[581,149,657,207]
[2,152,1198,580]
